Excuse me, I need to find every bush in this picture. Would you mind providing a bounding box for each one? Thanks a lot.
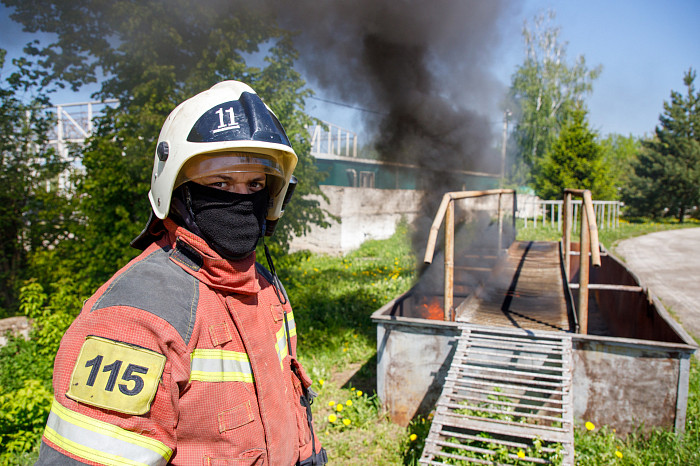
[0,379,52,460]
[0,279,84,462]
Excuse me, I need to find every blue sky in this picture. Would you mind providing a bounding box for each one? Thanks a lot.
[2,1,699,139]
[306,0,700,139]
[514,0,700,138]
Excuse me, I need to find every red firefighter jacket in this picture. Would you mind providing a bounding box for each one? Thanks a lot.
[37,219,323,465]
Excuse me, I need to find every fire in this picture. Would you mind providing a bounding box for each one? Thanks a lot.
[420,297,444,321]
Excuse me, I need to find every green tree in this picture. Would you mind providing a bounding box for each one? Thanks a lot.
[508,10,601,184]
[623,68,700,222]
[0,49,73,316]
[600,133,641,192]
[4,0,329,290]
[534,106,615,200]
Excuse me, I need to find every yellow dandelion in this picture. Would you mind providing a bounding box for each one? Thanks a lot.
[319,379,325,386]
[356,390,363,397]
[342,348,347,352]
[328,414,337,423]
[517,450,525,459]
[342,418,351,426]
[409,434,417,441]
[615,450,623,459]
[346,400,353,407]
[336,404,343,412]
[351,387,356,391]
[328,401,335,407]
[585,421,595,431]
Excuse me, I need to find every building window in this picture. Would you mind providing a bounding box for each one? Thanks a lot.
[359,171,375,188]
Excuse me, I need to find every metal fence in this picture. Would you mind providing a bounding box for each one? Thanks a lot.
[308,121,358,158]
[47,100,119,191]
[519,198,622,231]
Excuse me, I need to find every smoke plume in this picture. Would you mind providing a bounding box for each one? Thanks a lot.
[266,0,517,254]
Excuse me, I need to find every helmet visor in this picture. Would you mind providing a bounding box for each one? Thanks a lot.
[176,152,286,196]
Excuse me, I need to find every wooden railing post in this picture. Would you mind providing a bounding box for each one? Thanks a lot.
[563,188,601,335]
[583,191,601,267]
[444,199,455,321]
[512,193,517,233]
[497,193,503,254]
[563,192,572,279]
[578,198,590,334]
[423,189,516,322]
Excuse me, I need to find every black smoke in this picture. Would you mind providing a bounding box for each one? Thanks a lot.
[263,0,518,253]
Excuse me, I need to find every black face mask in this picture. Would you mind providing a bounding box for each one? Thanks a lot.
[181,182,269,260]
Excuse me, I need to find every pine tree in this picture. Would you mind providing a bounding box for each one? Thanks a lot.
[623,69,700,221]
[534,106,614,200]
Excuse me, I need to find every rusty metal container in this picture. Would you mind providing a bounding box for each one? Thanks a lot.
[371,241,697,434]
[373,294,461,426]
[568,245,697,434]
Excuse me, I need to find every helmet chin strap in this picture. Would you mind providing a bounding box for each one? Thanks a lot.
[261,235,288,306]
[170,186,204,238]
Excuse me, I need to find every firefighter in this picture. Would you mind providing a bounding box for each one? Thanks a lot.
[37,81,327,465]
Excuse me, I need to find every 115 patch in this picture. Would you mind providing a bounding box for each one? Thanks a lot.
[67,336,166,415]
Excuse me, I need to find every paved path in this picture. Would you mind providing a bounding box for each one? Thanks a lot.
[615,227,700,341]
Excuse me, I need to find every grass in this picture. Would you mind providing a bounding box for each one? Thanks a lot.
[277,219,424,464]
[517,217,700,251]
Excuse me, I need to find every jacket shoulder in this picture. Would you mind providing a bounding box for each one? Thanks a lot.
[90,246,199,344]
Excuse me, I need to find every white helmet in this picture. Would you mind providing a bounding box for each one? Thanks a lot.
[132,81,298,249]
[150,80,297,221]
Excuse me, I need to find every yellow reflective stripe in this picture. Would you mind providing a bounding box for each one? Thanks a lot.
[275,328,287,369]
[190,349,254,383]
[286,311,297,337]
[44,398,172,466]
[275,312,297,368]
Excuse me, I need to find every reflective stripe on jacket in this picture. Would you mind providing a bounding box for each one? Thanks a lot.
[37,218,321,465]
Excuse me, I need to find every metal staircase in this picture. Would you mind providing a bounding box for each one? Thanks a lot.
[420,324,575,465]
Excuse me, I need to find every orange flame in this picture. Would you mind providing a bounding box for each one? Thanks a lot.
[420,297,444,320]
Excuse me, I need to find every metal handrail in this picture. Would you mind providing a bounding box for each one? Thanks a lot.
[562,189,601,334]
[423,189,516,321]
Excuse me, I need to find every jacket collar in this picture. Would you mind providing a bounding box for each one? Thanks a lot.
[156,218,261,295]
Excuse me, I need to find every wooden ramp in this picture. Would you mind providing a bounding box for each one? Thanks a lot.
[420,324,575,465]
[458,241,572,333]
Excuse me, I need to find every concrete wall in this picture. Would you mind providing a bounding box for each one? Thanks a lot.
[0,316,31,346]
[288,186,528,255]
[288,186,423,255]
